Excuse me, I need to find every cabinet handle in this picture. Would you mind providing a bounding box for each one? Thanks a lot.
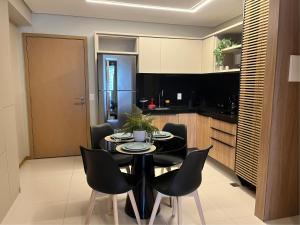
[211,127,236,136]
[210,137,235,148]
[74,96,85,105]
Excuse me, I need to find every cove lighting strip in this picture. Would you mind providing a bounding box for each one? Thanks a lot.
[86,0,212,13]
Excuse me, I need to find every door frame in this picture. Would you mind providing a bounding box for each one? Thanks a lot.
[23,33,90,159]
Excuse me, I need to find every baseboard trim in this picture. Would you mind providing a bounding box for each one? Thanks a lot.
[19,156,30,167]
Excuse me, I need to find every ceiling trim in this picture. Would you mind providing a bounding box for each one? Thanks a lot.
[86,0,213,13]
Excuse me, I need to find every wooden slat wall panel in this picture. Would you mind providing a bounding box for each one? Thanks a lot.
[235,0,270,186]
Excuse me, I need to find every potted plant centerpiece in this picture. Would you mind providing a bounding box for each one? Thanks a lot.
[122,109,158,142]
[213,38,235,71]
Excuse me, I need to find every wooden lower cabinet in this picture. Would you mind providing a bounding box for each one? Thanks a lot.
[210,118,237,135]
[151,114,179,130]
[211,128,236,147]
[151,113,237,170]
[151,113,198,148]
[178,113,198,148]
[209,119,237,170]
[210,139,236,170]
[196,114,211,149]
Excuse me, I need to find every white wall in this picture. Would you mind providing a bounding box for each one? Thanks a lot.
[21,13,213,125]
[9,22,30,164]
[0,0,21,222]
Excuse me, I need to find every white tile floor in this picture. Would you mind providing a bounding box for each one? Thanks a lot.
[1,156,299,225]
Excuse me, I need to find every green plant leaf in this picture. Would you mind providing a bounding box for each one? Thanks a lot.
[213,38,235,66]
[122,106,159,133]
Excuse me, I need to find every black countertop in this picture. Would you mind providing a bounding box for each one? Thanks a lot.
[141,106,238,124]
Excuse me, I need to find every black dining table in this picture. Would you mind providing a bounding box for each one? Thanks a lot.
[104,136,173,219]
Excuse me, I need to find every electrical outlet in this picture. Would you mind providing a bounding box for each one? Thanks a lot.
[177,93,182,100]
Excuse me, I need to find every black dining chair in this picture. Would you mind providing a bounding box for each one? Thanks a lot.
[80,146,141,225]
[149,146,212,225]
[163,123,187,141]
[153,123,187,173]
[90,123,132,173]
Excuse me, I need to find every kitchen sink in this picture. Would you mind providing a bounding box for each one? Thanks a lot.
[154,107,170,111]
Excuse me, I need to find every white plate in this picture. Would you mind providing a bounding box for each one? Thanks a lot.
[112,133,133,139]
[153,131,172,138]
[122,142,151,151]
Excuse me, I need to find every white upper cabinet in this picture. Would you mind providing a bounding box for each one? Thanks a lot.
[161,39,202,74]
[201,36,217,73]
[138,37,161,73]
[138,37,202,74]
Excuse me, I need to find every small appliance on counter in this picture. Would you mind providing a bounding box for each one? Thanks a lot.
[148,98,156,110]
[217,95,238,115]
[228,95,238,115]
[164,99,171,107]
[139,98,149,109]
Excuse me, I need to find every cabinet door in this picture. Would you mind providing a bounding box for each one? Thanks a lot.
[152,114,178,130]
[201,36,216,73]
[178,113,197,148]
[161,39,202,74]
[209,119,237,170]
[138,37,161,73]
[196,115,211,149]
[210,139,236,170]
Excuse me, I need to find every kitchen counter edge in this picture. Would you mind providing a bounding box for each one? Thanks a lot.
[141,108,238,124]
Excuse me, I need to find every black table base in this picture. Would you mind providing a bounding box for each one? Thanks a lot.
[125,154,160,219]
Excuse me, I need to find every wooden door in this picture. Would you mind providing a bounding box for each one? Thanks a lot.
[24,34,89,158]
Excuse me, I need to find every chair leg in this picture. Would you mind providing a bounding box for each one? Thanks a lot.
[107,195,113,214]
[149,192,163,225]
[128,190,141,225]
[177,197,182,225]
[193,191,206,225]
[165,167,171,208]
[126,166,131,174]
[112,195,119,225]
[172,197,177,217]
[85,190,97,225]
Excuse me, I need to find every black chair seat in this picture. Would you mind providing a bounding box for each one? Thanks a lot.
[151,148,212,197]
[153,154,184,168]
[151,169,200,197]
[81,147,139,194]
[151,170,182,196]
[111,153,133,167]
[148,147,212,225]
[122,172,140,188]
[80,147,142,225]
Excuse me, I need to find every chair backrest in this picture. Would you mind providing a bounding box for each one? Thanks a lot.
[163,123,187,142]
[156,136,187,159]
[80,146,131,194]
[169,146,212,196]
[90,123,114,149]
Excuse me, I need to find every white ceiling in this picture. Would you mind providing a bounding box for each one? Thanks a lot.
[24,0,244,27]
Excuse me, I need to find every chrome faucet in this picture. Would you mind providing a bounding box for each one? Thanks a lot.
[158,89,164,108]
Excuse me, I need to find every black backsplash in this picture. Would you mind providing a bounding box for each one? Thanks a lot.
[136,73,240,109]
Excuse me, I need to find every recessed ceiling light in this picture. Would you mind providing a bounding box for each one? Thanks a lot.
[86,0,212,13]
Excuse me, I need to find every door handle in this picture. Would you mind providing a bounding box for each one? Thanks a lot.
[74,96,85,105]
